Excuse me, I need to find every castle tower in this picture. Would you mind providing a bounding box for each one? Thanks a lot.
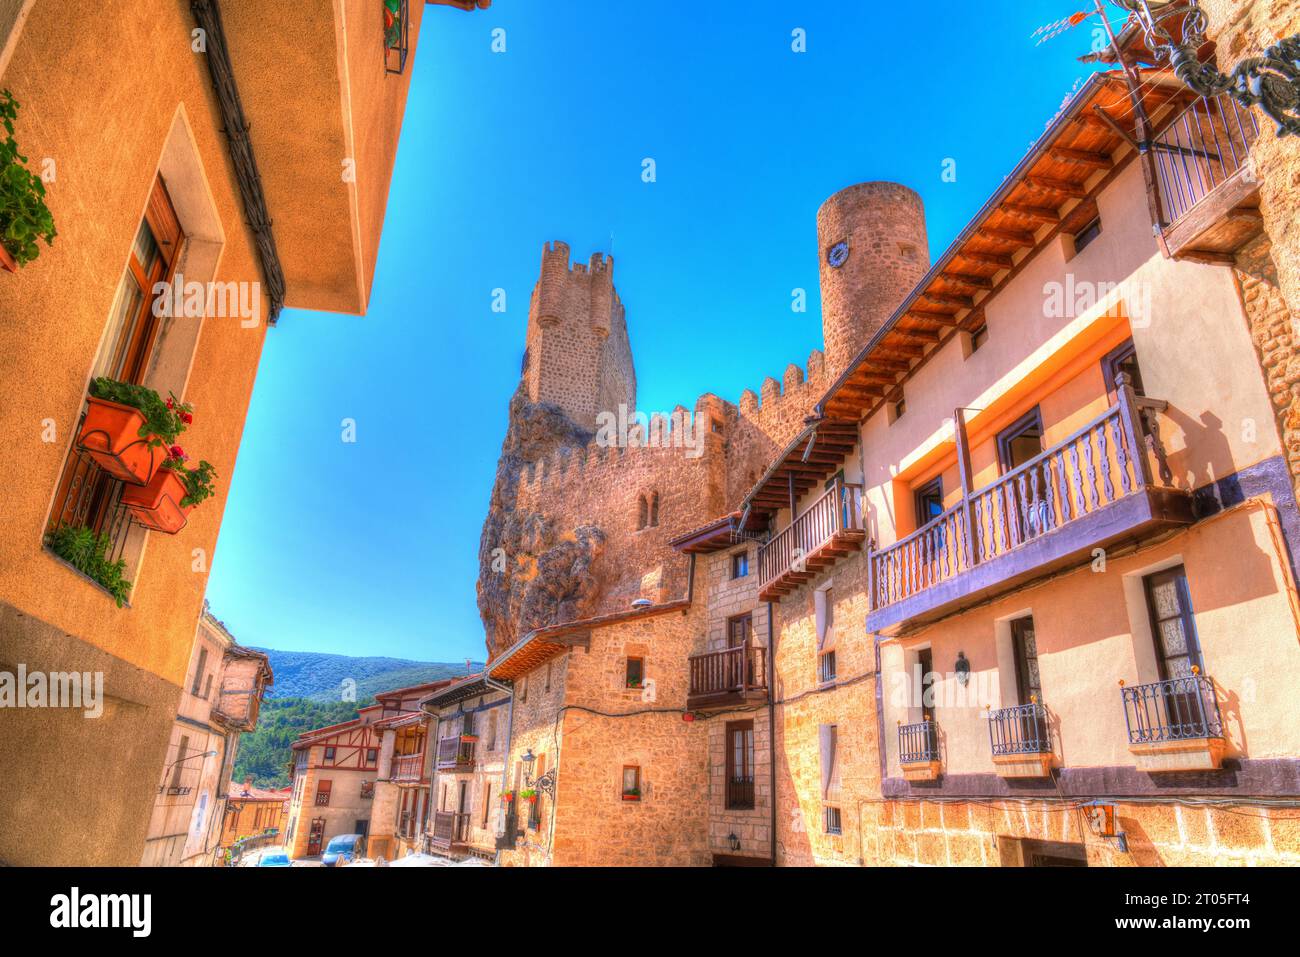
[523,241,636,431]
[817,182,930,381]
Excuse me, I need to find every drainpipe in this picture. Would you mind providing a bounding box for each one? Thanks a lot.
[485,675,514,867]
[767,600,777,867]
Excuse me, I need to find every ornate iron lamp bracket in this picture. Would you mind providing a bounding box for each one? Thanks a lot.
[1113,0,1300,135]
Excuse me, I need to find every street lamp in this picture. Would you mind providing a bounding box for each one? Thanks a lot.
[519,749,556,798]
[1108,0,1300,135]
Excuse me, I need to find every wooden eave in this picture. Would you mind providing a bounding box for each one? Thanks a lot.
[488,601,691,683]
[741,418,860,518]
[419,675,490,710]
[815,69,1191,425]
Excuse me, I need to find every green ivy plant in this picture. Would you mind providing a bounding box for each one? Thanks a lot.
[0,89,56,266]
[164,457,218,509]
[46,525,132,607]
[88,378,190,446]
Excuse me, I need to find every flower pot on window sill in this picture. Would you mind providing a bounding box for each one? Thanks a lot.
[459,734,479,743]
[76,397,164,486]
[621,793,641,802]
[121,466,193,534]
[0,243,16,273]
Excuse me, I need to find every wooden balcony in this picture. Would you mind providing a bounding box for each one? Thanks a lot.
[1152,93,1263,264]
[436,736,475,772]
[429,811,470,851]
[757,478,865,602]
[390,752,426,783]
[868,379,1193,634]
[687,643,767,711]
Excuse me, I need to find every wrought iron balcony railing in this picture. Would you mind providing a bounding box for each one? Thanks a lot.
[1153,93,1260,227]
[899,719,940,765]
[988,702,1050,756]
[726,775,755,811]
[1122,674,1223,744]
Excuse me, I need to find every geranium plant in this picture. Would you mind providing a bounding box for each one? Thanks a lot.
[0,89,56,268]
[520,788,537,803]
[88,378,191,447]
[45,525,131,607]
[163,452,218,509]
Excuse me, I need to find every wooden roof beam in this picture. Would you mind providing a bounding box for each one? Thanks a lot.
[920,291,975,310]
[959,249,1015,269]
[1024,175,1088,200]
[978,226,1036,247]
[1002,203,1061,226]
[940,272,994,291]
[1050,147,1114,171]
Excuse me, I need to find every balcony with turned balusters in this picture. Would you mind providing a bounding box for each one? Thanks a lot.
[757,477,866,603]
[867,375,1194,634]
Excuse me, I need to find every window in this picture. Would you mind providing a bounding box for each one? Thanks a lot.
[970,321,989,352]
[46,178,184,544]
[650,492,660,527]
[637,492,660,530]
[486,711,497,751]
[625,656,645,689]
[171,735,189,792]
[725,721,755,810]
[1011,616,1042,704]
[731,550,749,579]
[818,650,837,684]
[1073,216,1102,254]
[201,673,212,701]
[360,780,374,799]
[1144,565,1203,678]
[314,780,332,807]
[545,661,552,692]
[482,784,493,828]
[727,613,753,649]
[365,748,378,766]
[819,724,842,805]
[889,394,906,423]
[520,674,528,703]
[997,407,1044,473]
[622,765,641,800]
[191,649,208,695]
[323,746,336,764]
[824,806,842,835]
[914,477,944,528]
[462,708,475,736]
[1102,338,1146,400]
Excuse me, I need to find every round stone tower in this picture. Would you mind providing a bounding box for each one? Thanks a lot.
[817,182,930,381]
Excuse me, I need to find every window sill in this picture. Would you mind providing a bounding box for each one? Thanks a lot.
[42,546,133,609]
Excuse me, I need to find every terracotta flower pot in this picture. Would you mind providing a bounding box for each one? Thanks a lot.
[121,466,193,534]
[621,793,640,802]
[0,243,16,273]
[77,397,164,486]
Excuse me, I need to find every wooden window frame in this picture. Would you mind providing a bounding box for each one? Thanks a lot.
[625,656,645,689]
[725,720,755,810]
[996,407,1045,475]
[1101,337,1146,402]
[913,476,944,529]
[621,765,641,800]
[323,746,336,764]
[1143,565,1204,679]
[818,649,837,685]
[727,613,753,649]
[314,780,332,807]
[730,549,749,579]
[1073,216,1103,254]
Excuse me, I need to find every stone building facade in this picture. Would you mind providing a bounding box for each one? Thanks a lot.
[474,38,1300,867]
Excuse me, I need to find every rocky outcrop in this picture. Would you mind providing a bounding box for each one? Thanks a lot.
[477,388,606,657]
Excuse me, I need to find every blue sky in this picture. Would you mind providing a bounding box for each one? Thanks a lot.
[205,1,1115,661]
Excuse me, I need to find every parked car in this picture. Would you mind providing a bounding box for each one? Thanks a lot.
[321,833,363,867]
[257,851,292,868]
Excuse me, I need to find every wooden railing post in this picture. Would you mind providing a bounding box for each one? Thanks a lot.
[1114,373,1152,486]
[954,408,979,568]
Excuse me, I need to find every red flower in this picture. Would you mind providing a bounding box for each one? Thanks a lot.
[169,445,185,459]
[180,411,194,424]
[166,397,174,410]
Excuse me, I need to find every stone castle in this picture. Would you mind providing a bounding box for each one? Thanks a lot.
[478,181,930,657]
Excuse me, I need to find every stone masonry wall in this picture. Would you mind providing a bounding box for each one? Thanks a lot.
[1234,235,1300,500]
